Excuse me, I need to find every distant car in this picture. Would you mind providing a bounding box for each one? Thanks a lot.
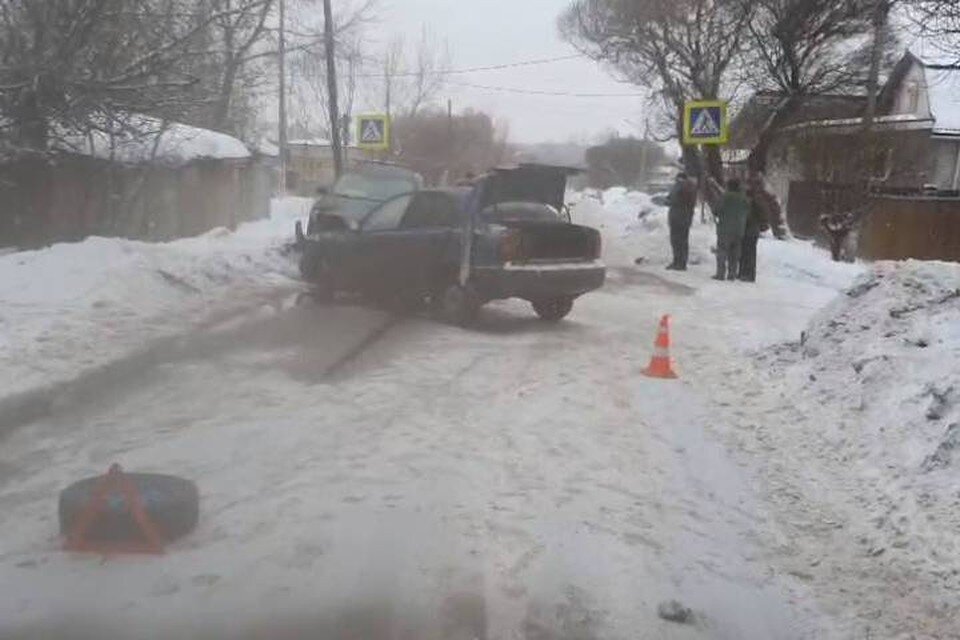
[295,164,605,324]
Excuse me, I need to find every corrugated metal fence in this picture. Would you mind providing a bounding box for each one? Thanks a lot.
[860,196,960,261]
[0,154,275,249]
[786,180,960,261]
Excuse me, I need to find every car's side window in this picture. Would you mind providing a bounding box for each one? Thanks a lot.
[400,193,438,229]
[433,194,462,228]
[363,194,413,231]
[402,193,461,229]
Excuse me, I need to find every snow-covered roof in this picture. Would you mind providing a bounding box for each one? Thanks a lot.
[287,138,332,147]
[56,116,250,165]
[251,139,280,156]
[924,66,960,135]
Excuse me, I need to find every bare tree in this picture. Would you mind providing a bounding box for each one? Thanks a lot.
[285,0,375,138]
[559,0,753,180]
[377,28,450,118]
[0,0,232,155]
[382,35,405,118]
[392,108,508,185]
[744,0,878,173]
[404,28,449,116]
[908,1,960,64]
[204,0,276,136]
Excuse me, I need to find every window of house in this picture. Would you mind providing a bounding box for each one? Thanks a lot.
[907,81,920,113]
[871,147,893,180]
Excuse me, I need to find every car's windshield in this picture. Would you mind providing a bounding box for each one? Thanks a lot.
[315,172,418,221]
[481,201,561,223]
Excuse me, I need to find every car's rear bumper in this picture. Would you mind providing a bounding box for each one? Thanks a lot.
[473,261,606,301]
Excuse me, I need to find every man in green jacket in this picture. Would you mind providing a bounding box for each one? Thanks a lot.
[713,179,749,281]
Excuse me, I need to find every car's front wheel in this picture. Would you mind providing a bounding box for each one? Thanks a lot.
[298,253,334,302]
[532,296,574,322]
[436,283,481,327]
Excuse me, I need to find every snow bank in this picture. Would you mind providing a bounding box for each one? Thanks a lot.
[570,187,861,348]
[0,198,310,408]
[786,260,960,487]
[579,183,957,630]
[747,260,960,610]
[57,119,251,165]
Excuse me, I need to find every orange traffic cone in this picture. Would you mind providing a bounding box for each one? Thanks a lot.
[642,315,678,379]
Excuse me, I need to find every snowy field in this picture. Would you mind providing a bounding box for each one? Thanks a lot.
[0,189,957,639]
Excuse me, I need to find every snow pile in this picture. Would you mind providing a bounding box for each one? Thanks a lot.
[57,118,251,165]
[754,260,960,594]
[569,188,684,268]
[0,198,310,406]
[570,186,860,318]
[792,260,960,470]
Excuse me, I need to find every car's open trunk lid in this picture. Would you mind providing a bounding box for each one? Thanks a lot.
[477,164,581,212]
[500,220,600,262]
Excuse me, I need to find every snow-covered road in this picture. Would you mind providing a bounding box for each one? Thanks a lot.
[0,282,832,639]
[1,191,955,639]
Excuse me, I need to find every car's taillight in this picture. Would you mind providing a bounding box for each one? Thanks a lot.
[500,230,523,263]
[591,232,602,259]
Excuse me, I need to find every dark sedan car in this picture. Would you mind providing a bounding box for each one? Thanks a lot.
[295,164,605,324]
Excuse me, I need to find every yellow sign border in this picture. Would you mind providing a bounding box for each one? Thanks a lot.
[683,100,728,146]
[356,114,391,151]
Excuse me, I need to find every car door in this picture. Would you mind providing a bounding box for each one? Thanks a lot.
[395,192,462,295]
[351,193,415,293]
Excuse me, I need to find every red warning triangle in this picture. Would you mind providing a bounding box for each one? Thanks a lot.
[64,464,166,555]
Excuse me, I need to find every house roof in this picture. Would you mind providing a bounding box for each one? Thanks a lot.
[287,138,332,147]
[56,116,250,165]
[881,51,960,135]
[924,65,960,135]
[727,92,866,150]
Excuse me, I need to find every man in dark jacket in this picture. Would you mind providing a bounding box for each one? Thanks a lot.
[713,179,750,281]
[666,173,698,270]
[739,186,769,282]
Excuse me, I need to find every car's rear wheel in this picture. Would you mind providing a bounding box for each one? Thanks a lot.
[436,283,481,327]
[532,296,574,322]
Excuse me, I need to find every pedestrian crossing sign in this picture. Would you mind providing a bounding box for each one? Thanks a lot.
[356,114,390,150]
[683,100,728,145]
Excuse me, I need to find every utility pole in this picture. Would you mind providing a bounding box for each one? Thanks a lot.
[447,98,454,182]
[384,56,392,118]
[277,0,287,195]
[323,0,343,179]
[639,119,650,188]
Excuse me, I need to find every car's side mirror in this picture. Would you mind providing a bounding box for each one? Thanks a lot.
[315,186,329,196]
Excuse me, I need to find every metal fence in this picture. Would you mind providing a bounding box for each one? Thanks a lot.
[786,181,866,240]
[860,195,960,261]
[0,155,274,249]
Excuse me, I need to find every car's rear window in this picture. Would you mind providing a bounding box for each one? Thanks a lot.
[481,201,561,223]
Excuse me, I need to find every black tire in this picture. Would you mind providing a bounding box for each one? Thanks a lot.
[298,253,334,302]
[59,473,199,543]
[436,283,481,327]
[532,297,574,322]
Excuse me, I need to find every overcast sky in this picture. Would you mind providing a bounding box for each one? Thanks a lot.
[363,0,648,144]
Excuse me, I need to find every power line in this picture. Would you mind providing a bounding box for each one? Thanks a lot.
[445,80,645,98]
[356,54,584,78]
